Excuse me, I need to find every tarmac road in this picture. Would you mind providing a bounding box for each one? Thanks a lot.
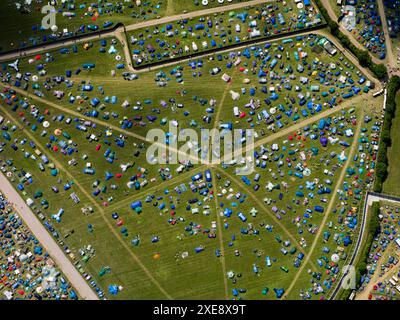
[0,172,99,300]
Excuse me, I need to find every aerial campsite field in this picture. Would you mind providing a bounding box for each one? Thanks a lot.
[0,0,386,300]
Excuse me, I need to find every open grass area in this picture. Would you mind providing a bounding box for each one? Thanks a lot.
[329,0,386,60]
[283,97,383,299]
[0,21,382,299]
[0,0,163,53]
[3,32,369,142]
[393,39,400,66]
[328,0,342,18]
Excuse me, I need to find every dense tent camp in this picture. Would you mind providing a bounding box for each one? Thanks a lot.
[0,192,78,300]
[0,0,391,302]
[338,0,387,59]
[128,0,323,66]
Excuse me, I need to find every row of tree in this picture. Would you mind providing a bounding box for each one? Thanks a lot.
[356,202,381,281]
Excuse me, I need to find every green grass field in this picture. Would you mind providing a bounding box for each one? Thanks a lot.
[393,38,400,63]
[6,33,366,143]
[0,20,383,300]
[383,91,400,196]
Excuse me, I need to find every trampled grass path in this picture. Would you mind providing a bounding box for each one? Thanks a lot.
[0,83,204,165]
[282,108,365,299]
[0,106,174,300]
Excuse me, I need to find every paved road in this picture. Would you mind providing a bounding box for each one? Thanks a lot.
[234,90,380,161]
[0,172,99,300]
[366,191,400,207]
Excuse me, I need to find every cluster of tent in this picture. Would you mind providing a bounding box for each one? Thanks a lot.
[359,205,400,298]
[0,193,78,300]
[10,0,163,50]
[116,169,303,299]
[130,0,322,65]
[339,0,386,59]
[1,30,374,147]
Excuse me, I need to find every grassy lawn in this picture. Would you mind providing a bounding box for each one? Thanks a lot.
[216,37,367,139]
[0,0,165,52]
[286,97,383,299]
[334,0,386,60]
[3,32,368,142]
[383,91,400,196]
[391,38,400,70]
[0,28,378,299]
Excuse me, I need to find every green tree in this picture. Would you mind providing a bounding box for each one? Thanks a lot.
[358,50,371,67]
